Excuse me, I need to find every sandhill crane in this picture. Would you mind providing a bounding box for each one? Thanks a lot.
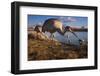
[34,25,42,33]
[33,25,48,39]
[42,18,65,40]
[42,19,78,38]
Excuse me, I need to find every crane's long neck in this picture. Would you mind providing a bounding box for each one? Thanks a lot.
[57,27,65,36]
[64,28,81,40]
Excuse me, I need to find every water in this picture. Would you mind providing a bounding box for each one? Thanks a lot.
[46,32,88,45]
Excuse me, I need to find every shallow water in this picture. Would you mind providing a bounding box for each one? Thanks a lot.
[45,32,88,45]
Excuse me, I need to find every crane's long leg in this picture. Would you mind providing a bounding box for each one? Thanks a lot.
[50,33,55,48]
[50,33,54,41]
[66,34,71,44]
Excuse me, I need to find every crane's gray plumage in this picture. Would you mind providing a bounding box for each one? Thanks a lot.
[42,18,65,36]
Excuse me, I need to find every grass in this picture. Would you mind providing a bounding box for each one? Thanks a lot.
[28,38,88,61]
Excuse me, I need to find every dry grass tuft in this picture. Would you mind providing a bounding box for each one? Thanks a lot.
[28,36,88,61]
